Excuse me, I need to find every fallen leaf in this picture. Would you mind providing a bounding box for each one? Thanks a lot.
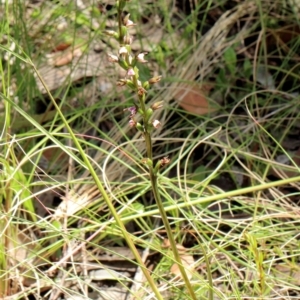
[266,25,300,50]
[163,239,195,280]
[48,47,83,67]
[174,83,216,115]
[170,252,195,280]
[52,42,71,52]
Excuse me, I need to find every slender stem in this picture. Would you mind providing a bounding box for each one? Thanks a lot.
[144,132,153,160]
[117,1,196,298]
[149,168,197,300]
[129,25,196,300]
[117,7,123,45]
[131,52,196,300]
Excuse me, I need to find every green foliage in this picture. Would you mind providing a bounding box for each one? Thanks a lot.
[223,46,237,76]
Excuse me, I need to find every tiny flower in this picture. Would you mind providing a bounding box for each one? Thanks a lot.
[107,54,119,63]
[125,19,135,27]
[154,156,170,173]
[151,101,163,110]
[149,75,162,84]
[116,79,127,86]
[127,68,135,76]
[123,14,135,27]
[138,86,147,96]
[124,106,137,116]
[152,120,161,129]
[129,119,137,127]
[137,52,148,63]
[103,30,118,38]
[123,34,133,45]
[128,54,133,65]
[160,157,170,166]
[119,46,128,55]
[123,13,130,24]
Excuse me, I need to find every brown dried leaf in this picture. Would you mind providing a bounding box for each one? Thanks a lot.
[170,252,195,280]
[35,50,113,94]
[52,42,71,52]
[48,47,82,67]
[174,83,216,115]
[163,239,195,280]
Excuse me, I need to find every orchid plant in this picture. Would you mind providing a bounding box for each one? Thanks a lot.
[104,1,197,299]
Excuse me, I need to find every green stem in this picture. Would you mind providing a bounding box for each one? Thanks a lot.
[130,43,197,300]
[129,34,197,300]
[149,167,197,300]
[118,1,195,298]
[117,7,123,45]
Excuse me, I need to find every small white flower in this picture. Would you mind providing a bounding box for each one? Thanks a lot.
[137,52,148,63]
[119,46,128,55]
[123,34,133,45]
[107,54,119,63]
[103,30,118,37]
[152,120,161,128]
[125,19,135,27]
[127,68,135,76]
[123,14,136,28]
[129,119,136,127]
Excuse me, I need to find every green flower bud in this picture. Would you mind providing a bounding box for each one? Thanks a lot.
[146,108,153,120]
[123,34,132,45]
[136,123,144,132]
[126,80,136,90]
[143,81,150,90]
[154,160,161,174]
[141,158,153,168]
[118,56,128,69]
[121,25,128,38]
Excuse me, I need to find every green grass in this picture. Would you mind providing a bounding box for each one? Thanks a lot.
[1,0,300,299]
